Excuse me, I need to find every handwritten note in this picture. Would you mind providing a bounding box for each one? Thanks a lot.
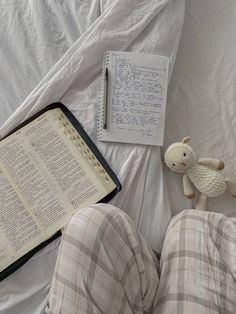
[99,51,169,146]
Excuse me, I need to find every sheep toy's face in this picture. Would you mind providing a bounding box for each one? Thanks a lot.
[164,142,195,173]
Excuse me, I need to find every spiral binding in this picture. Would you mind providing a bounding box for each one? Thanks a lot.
[58,111,110,183]
[97,51,110,140]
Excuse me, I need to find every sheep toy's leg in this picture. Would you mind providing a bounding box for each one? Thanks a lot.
[225,178,236,197]
[195,194,208,211]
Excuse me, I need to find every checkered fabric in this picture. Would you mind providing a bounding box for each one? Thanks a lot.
[46,206,236,313]
[45,204,160,314]
[157,209,236,313]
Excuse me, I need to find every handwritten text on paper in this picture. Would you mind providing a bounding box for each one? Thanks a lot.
[110,53,168,138]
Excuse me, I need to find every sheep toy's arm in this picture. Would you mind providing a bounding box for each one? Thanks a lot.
[197,158,224,170]
[183,174,195,199]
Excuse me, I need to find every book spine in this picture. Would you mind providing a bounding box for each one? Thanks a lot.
[97,51,109,140]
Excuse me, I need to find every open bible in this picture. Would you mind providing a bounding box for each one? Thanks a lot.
[0,103,121,280]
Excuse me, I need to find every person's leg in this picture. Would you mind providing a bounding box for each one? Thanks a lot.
[156,209,236,313]
[46,204,159,314]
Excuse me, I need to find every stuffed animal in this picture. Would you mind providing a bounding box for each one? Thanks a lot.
[163,137,236,211]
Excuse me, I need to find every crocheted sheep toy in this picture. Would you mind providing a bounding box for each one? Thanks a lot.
[163,137,236,211]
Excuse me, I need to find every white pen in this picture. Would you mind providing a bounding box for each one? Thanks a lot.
[103,68,108,129]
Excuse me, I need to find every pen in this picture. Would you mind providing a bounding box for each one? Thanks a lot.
[103,68,108,129]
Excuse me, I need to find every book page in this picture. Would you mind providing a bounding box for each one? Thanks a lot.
[0,134,72,237]
[0,169,44,271]
[100,51,169,146]
[0,107,117,271]
[46,109,116,214]
[0,108,116,238]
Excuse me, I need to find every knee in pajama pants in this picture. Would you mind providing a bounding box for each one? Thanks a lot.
[46,204,160,314]
[158,209,233,313]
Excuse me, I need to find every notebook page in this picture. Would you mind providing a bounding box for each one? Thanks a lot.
[100,51,169,146]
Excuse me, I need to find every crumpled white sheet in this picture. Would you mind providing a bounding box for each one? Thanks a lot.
[0,0,185,249]
[0,0,185,313]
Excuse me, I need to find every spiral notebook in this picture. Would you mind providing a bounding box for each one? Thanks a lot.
[97,51,169,146]
[0,103,121,280]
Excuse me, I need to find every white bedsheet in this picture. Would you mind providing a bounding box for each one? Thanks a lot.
[164,0,236,217]
[0,0,185,313]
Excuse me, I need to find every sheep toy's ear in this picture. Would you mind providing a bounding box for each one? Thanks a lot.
[182,136,191,145]
[162,159,168,170]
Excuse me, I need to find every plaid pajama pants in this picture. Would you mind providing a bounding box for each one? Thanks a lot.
[46,205,236,313]
[45,204,160,314]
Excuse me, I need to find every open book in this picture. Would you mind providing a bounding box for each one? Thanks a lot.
[0,103,121,280]
[97,51,169,146]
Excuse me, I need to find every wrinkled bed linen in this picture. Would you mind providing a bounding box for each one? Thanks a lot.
[0,0,185,313]
[0,0,185,251]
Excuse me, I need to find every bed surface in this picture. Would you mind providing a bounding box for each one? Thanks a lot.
[165,0,236,217]
[1,0,236,313]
